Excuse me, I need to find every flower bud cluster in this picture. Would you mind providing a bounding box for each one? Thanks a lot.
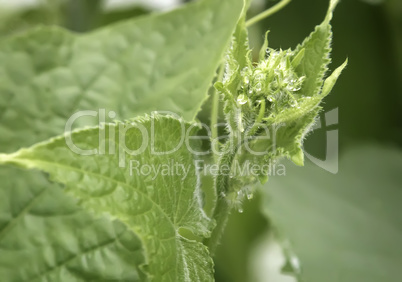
[235,48,306,125]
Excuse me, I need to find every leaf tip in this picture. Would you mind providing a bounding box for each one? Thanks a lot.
[325,0,341,22]
[259,174,269,185]
[321,58,348,97]
[0,154,7,162]
[259,30,270,60]
[0,153,13,165]
[291,48,305,68]
[291,148,304,166]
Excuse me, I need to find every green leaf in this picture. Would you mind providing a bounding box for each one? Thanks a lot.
[321,59,348,97]
[229,0,252,72]
[1,115,214,281]
[0,23,147,278]
[0,8,59,39]
[0,49,147,280]
[262,146,402,281]
[259,31,270,61]
[0,0,244,153]
[218,0,251,114]
[0,1,244,280]
[294,0,340,97]
[0,168,146,281]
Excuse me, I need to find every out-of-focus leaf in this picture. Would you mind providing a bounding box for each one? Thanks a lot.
[0,8,60,38]
[97,6,150,27]
[262,145,402,281]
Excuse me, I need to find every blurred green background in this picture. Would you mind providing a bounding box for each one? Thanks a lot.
[1,0,400,281]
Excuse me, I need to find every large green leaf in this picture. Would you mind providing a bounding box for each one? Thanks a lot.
[0,7,59,39]
[1,115,214,281]
[0,0,244,152]
[0,168,146,281]
[262,146,402,281]
[0,0,244,280]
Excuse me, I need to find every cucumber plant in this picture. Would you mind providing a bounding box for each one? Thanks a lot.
[0,0,346,281]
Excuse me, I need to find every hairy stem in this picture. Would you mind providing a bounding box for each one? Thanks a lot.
[206,138,242,255]
[211,66,225,161]
[206,193,232,256]
[246,0,291,27]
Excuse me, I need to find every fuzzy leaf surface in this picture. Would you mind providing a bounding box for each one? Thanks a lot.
[294,0,339,97]
[0,115,214,281]
[0,169,146,281]
[0,0,244,151]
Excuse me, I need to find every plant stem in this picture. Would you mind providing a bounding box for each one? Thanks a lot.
[211,65,225,161]
[246,0,292,27]
[206,193,232,256]
[206,139,241,256]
